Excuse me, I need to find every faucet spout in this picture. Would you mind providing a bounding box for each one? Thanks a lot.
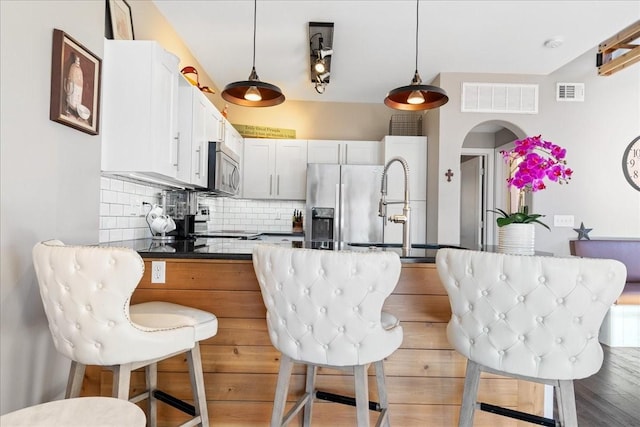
[380,157,411,255]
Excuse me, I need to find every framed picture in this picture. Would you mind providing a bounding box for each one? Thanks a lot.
[106,0,134,40]
[49,29,102,135]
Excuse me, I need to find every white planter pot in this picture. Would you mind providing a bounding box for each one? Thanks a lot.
[498,223,535,255]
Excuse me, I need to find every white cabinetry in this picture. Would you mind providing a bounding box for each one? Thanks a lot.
[307,140,381,165]
[178,79,221,188]
[243,139,308,200]
[224,121,243,158]
[101,40,184,186]
[381,136,427,244]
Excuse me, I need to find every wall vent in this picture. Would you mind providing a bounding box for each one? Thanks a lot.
[556,83,585,101]
[462,83,538,114]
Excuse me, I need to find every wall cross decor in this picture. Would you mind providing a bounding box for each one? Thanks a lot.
[445,169,454,182]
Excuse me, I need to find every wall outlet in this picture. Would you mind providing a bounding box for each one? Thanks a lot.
[151,261,166,283]
[553,215,575,227]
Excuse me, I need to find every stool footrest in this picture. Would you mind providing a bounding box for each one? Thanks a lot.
[153,390,195,416]
[479,402,557,426]
[316,391,381,412]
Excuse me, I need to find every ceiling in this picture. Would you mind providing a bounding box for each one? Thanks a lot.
[152,1,640,105]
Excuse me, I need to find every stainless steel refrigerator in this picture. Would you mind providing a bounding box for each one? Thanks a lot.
[305,164,384,245]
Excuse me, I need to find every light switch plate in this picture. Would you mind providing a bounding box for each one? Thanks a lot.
[151,261,166,283]
[553,215,575,227]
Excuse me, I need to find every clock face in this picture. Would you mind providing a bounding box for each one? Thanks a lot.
[623,136,640,191]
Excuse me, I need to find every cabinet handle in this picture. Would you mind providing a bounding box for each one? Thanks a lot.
[277,175,280,195]
[338,143,341,164]
[195,147,201,177]
[269,175,273,196]
[173,132,180,168]
[345,144,348,164]
[220,119,226,142]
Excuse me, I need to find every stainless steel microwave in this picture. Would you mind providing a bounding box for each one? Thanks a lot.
[207,142,240,196]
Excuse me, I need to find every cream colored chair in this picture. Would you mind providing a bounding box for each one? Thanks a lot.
[436,248,626,426]
[32,240,218,427]
[252,244,403,427]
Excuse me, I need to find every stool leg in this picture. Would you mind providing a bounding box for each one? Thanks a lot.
[113,363,132,400]
[302,364,317,427]
[146,362,158,427]
[354,365,370,427]
[557,380,577,426]
[459,360,481,427]
[187,343,209,427]
[374,360,390,427]
[65,361,86,398]
[272,355,294,427]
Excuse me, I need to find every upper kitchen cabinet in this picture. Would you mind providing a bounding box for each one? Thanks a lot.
[178,78,221,188]
[224,121,243,158]
[243,139,308,200]
[381,136,427,201]
[102,40,183,186]
[307,140,381,165]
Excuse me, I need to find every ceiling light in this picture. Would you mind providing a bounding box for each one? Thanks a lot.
[384,0,448,111]
[309,22,334,93]
[221,0,285,107]
[544,37,564,48]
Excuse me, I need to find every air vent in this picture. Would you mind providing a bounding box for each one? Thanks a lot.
[556,83,585,101]
[462,83,538,114]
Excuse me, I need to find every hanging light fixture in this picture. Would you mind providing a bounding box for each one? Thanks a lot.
[221,0,285,107]
[384,0,448,111]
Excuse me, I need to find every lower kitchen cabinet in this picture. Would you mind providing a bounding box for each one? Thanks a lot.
[243,138,308,200]
[80,258,543,426]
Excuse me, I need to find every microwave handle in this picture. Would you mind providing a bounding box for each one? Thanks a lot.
[231,167,240,192]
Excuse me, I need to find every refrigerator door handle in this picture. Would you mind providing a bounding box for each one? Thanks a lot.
[335,183,341,243]
[339,183,345,244]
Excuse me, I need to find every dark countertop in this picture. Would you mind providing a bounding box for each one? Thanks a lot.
[103,236,463,263]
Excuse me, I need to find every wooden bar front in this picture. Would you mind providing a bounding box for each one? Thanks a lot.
[82,259,543,426]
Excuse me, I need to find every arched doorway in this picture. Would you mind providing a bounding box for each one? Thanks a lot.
[459,120,525,249]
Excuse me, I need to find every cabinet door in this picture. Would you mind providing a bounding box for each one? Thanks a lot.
[382,136,427,200]
[177,83,210,188]
[344,140,381,165]
[275,140,308,200]
[224,121,243,158]
[307,140,341,164]
[102,41,181,184]
[243,139,276,199]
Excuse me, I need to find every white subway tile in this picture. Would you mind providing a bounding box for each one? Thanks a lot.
[110,204,124,216]
[116,217,129,228]
[103,217,117,229]
[109,229,123,242]
[100,203,110,216]
[123,181,136,194]
[102,190,117,203]
[122,229,135,240]
[117,192,129,205]
[99,230,110,243]
[100,177,111,190]
[110,179,124,192]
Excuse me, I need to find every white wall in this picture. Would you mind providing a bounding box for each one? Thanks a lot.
[0,1,104,414]
[434,49,640,254]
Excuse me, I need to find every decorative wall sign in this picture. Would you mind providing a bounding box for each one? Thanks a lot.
[233,124,296,139]
[106,0,134,40]
[49,29,102,135]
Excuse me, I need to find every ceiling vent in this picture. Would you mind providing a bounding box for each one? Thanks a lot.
[462,83,538,114]
[556,83,585,102]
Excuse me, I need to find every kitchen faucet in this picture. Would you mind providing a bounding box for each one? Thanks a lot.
[379,156,411,256]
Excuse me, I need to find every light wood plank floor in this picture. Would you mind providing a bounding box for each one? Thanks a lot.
[575,346,640,426]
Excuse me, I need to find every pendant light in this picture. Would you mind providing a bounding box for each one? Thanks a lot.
[221,0,285,107]
[384,0,448,111]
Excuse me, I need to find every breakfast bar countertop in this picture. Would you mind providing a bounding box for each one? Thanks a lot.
[103,237,463,263]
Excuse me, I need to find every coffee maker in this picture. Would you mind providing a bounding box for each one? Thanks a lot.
[164,190,197,239]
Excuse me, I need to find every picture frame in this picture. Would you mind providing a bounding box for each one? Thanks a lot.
[49,29,102,135]
[106,0,134,40]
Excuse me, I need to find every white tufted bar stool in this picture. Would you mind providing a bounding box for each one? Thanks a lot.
[32,240,218,427]
[436,248,626,427]
[252,244,404,427]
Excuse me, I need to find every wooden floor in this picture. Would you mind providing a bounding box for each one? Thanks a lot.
[574,346,640,426]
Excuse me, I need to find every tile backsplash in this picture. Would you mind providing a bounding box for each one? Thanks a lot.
[99,176,306,242]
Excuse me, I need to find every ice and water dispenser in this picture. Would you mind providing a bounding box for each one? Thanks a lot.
[310,207,334,241]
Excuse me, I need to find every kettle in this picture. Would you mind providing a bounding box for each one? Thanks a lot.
[146,205,176,240]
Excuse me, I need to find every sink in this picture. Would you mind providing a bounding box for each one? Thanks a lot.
[348,243,467,250]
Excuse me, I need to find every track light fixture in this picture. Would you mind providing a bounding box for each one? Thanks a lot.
[221,0,285,107]
[384,0,448,110]
[309,22,334,94]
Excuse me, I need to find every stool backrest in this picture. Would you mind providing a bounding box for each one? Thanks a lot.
[436,248,626,380]
[252,244,402,366]
[32,240,146,365]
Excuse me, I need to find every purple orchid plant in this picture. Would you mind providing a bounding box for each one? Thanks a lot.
[489,135,573,230]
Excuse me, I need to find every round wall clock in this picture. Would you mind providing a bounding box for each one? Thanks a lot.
[623,136,640,191]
